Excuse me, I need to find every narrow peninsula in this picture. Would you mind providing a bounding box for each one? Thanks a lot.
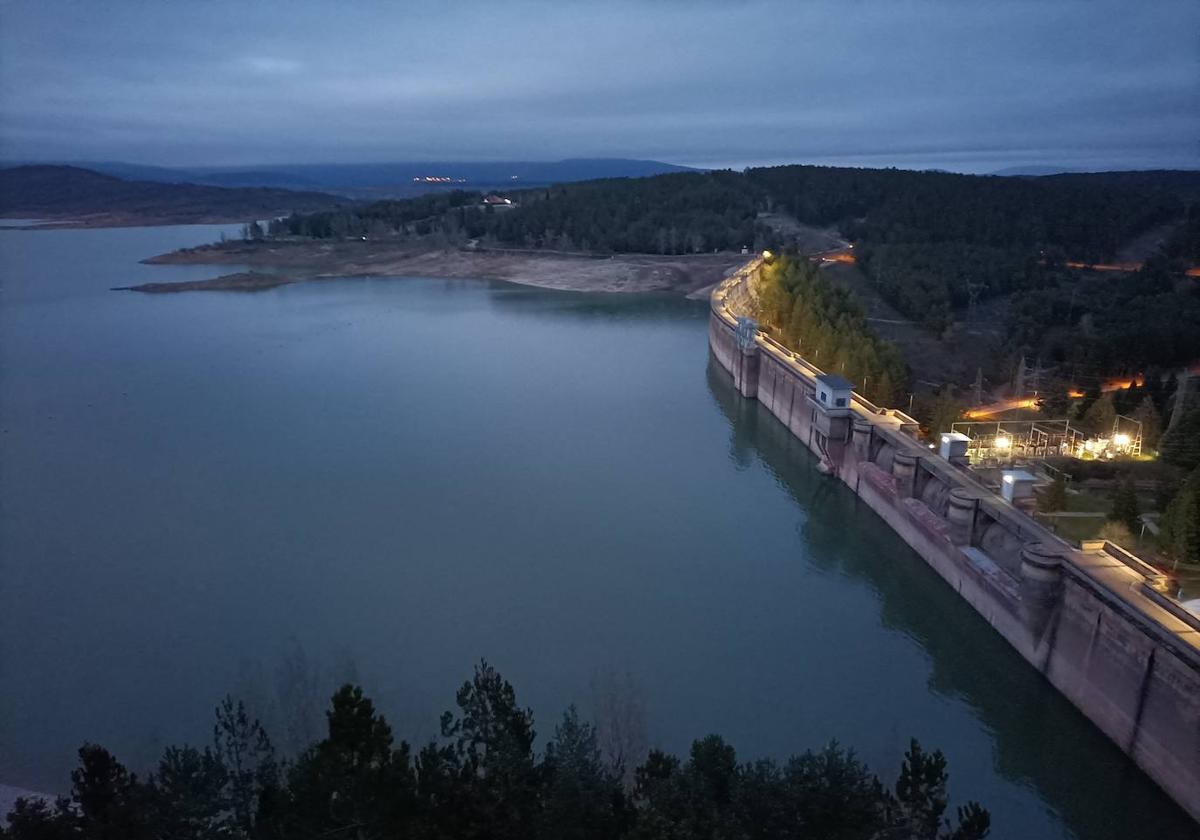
[115,271,293,293]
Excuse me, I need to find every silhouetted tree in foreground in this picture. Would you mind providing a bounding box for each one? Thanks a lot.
[2,661,989,840]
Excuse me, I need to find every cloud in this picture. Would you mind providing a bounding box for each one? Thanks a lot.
[0,0,1196,171]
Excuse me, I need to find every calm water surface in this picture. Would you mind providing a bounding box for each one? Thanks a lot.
[0,226,1194,839]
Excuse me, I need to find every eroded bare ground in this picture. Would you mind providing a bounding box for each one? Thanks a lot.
[145,240,750,295]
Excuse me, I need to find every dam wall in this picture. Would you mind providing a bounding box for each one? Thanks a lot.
[709,260,1200,822]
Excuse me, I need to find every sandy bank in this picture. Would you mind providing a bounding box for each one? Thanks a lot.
[145,240,750,295]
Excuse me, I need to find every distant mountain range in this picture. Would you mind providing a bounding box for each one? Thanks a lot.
[1,158,698,198]
[7,160,1196,229]
[990,165,1084,176]
[0,158,700,226]
[991,164,1200,178]
[0,165,345,226]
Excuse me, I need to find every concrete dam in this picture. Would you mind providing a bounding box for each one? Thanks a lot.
[708,259,1200,823]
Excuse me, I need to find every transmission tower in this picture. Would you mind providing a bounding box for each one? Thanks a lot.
[1029,357,1044,395]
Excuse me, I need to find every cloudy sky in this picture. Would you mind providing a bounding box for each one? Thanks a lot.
[1,0,1196,172]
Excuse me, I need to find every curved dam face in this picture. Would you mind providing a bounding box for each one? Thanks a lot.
[709,261,1200,824]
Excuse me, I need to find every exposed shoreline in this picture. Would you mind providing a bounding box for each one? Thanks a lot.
[113,270,293,293]
[145,239,751,295]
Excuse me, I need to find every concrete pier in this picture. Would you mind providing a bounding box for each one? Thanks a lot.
[708,260,1200,823]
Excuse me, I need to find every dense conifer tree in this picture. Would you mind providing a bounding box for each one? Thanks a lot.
[1,667,991,840]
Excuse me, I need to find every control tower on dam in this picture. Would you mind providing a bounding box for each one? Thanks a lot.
[708,258,1200,823]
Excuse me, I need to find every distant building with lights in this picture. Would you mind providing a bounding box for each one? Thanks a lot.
[482,194,516,209]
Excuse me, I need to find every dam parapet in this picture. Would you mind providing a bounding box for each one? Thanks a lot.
[709,260,1200,823]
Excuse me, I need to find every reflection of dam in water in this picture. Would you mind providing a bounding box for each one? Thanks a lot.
[705,359,1193,840]
[707,261,1200,826]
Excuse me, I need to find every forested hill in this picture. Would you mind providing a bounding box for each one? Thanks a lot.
[747,166,1194,261]
[269,164,1199,266]
[743,166,1199,334]
[0,165,343,225]
[1044,170,1200,202]
[271,170,761,252]
[264,164,1200,382]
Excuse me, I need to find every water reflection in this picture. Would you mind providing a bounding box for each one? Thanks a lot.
[704,358,1194,840]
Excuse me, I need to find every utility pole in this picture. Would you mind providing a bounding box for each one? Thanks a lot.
[1014,355,1026,396]
[973,368,984,406]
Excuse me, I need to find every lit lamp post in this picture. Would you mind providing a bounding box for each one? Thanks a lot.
[994,433,1012,464]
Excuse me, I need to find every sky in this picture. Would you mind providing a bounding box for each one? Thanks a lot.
[0,0,1197,173]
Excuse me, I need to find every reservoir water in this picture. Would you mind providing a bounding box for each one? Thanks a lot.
[0,225,1193,839]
